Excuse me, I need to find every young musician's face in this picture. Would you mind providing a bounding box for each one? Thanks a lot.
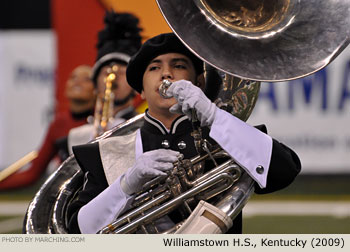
[141,53,197,115]
[97,63,133,103]
[65,65,95,101]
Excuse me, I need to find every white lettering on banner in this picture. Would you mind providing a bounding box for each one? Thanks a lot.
[248,46,350,173]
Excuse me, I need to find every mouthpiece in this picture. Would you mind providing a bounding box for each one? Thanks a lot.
[159,79,173,98]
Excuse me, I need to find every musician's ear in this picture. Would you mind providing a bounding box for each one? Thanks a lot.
[141,90,145,99]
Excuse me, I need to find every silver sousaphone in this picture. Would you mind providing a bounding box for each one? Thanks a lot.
[157,0,350,81]
[24,0,350,233]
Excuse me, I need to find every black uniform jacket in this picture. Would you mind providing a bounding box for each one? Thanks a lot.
[67,114,301,234]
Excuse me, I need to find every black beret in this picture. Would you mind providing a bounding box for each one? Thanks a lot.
[126,33,203,93]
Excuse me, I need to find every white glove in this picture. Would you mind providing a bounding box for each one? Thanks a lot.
[120,149,180,195]
[166,80,216,127]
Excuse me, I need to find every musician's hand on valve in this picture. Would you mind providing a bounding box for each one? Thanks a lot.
[120,149,180,195]
[166,80,217,127]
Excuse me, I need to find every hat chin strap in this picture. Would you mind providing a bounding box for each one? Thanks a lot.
[114,90,135,106]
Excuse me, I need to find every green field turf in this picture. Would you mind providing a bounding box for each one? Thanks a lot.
[243,216,350,234]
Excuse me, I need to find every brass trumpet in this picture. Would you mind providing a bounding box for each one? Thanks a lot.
[93,65,118,137]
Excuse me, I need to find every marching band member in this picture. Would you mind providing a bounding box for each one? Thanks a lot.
[67,11,143,150]
[67,33,301,234]
[0,65,95,190]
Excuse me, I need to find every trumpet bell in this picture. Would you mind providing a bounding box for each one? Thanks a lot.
[156,0,350,81]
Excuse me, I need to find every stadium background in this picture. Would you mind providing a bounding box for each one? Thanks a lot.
[0,0,349,233]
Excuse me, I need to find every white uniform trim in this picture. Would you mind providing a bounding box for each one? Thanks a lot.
[67,107,134,155]
[92,52,131,76]
[135,128,143,159]
[77,131,140,233]
[144,113,168,134]
[171,115,188,134]
[209,108,272,188]
[77,176,134,234]
[99,131,138,185]
[68,124,95,155]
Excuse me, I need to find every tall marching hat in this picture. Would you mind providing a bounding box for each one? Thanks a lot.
[126,33,203,93]
[91,11,142,85]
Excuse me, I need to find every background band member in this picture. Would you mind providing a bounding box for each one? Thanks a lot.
[67,11,143,150]
[67,33,301,234]
[0,65,95,190]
